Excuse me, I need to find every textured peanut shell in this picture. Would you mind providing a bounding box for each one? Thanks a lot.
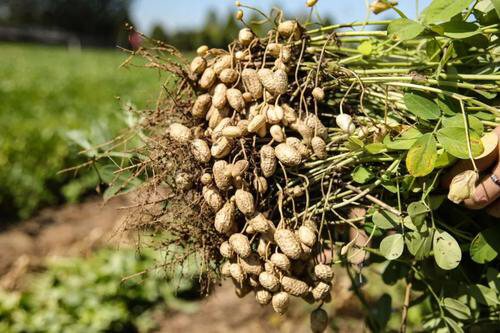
[247,114,266,133]
[212,117,232,141]
[253,176,268,193]
[240,253,264,276]
[238,28,254,46]
[190,56,206,74]
[231,160,249,177]
[199,67,216,89]
[312,282,331,301]
[286,137,309,158]
[219,68,238,85]
[213,160,231,190]
[274,229,302,259]
[211,136,232,158]
[274,143,301,167]
[270,253,290,272]
[298,225,316,248]
[249,213,272,233]
[270,125,285,142]
[314,264,334,282]
[191,94,211,118]
[190,139,211,163]
[202,186,223,211]
[258,271,280,292]
[235,189,255,216]
[226,88,245,111]
[255,288,272,305]
[260,145,277,177]
[214,201,235,234]
[272,292,290,314]
[213,55,232,74]
[311,136,327,159]
[208,105,229,129]
[230,263,246,284]
[212,83,227,109]
[229,233,252,258]
[169,123,192,143]
[220,241,235,259]
[242,68,263,100]
[221,261,232,277]
[222,125,243,138]
[281,276,309,297]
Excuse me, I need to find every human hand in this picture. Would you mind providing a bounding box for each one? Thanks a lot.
[441,126,500,217]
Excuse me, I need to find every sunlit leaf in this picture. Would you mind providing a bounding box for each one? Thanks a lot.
[388,18,426,41]
[380,233,404,260]
[436,127,484,158]
[406,133,437,177]
[433,230,461,270]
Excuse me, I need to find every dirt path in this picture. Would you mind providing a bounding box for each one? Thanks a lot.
[0,195,130,288]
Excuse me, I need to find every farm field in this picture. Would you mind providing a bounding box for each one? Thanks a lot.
[0,43,161,220]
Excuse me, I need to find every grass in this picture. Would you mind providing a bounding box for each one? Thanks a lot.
[0,43,162,220]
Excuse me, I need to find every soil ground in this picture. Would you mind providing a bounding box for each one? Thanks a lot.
[0,196,367,333]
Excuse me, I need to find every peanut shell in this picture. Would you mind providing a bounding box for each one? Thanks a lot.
[274,143,301,167]
[229,233,252,258]
[274,229,302,259]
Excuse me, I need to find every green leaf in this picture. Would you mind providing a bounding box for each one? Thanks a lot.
[358,41,373,55]
[436,127,484,158]
[384,127,422,150]
[442,114,484,136]
[444,316,464,333]
[405,231,432,260]
[435,149,457,168]
[439,22,480,39]
[436,97,459,115]
[380,234,404,260]
[443,297,471,320]
[365,142,387,154]
[351,166,374,184]
[492,0,500,18]
[404,93,441,120]
[486,267,500,290]
[433,230,462,270]
[470,226,500,264]
[421,0,474,24]
[406,133,438,177]
[466,284,500,306]
[388,18,426,41]
[372,210,400,230]
[407,201,428,227]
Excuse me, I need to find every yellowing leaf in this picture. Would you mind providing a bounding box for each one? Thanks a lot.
[406,133,437,177]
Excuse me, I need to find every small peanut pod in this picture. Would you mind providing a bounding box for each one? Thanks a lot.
[311,136,327,159]
[281,276,309,297]
[199,67,216,90]
[249,213,272,233]
[213,160,231,190]
[229,233,252,258]
[277,20,301,40]
[286,137,310,158]
[229,263,246,285]
[314,264,334,282]
[221,261,232,277]
[274,143,301,167]
[226,88,245,111]
[200,173,212,185]
[222,125,243,138]
[237,119,249,136]
[219,241,235,259]
[190,139,211,163]
[202,186,223,211]
[336,114,356,134]
[274,229,302,259]
[258,271,280,292]
[241,68,263,100]
[259,145,277,177]
[240,253,264,276]
[253,176,268,193]
[312,282,331,301]
[270,125,285,142]
[169,123,192,143]
[248,114,266,133]
[208,105,229,129]
[235,189,255,216]
[231,160,249,177]
[298,225,316,248]
[255,287,272,305]
[312,87,325,101]
[258,68,288,96]
[266,105,284,124]
[211,117,232,141]
[305,114,328,140]
[211,136,233,158]
[270,253,291,272]
[214,201,235,234]
[196,45,208,56]
[190,56,206,75]
[213,54,232,74]
[272,291,290,315]
[238,28,254,46]
[212,83,227,109]
[219,68,238,85]
[282,103,297,125]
